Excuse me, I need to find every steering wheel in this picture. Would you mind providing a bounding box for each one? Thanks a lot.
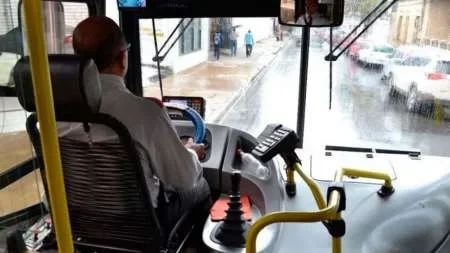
[164,102,206,144]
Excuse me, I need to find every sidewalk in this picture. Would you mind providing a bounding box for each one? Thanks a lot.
[143,37,287,122]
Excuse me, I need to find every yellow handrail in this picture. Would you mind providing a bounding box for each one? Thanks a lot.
[22,2,74,252]
[246,164,395,253]
[335,167,393,189]
[293,163,327,209]
[245,191,341,253]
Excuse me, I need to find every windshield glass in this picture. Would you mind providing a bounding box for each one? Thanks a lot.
[141,18,299,134]
[139,1,450,157]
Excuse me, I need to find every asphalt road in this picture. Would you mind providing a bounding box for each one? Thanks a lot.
[221,38,450,157]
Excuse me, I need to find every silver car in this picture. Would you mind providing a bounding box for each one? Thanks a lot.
[386,49,450,115]
[357,43,394,68]
[382,45,423,81]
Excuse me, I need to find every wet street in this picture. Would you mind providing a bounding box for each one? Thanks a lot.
[220,38,450,157]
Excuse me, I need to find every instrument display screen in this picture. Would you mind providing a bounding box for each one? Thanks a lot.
[163,96,206,120]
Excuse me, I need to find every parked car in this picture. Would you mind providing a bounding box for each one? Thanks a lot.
[386,50,450,114]
[382,45,423,81]
[357,43,394,68]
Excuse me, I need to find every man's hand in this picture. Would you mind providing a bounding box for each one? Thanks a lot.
[183,137,207,160]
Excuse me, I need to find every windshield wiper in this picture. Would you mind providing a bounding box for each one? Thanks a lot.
[375,149,420,157]
[325,145,421,157]
[325,0,399,62]
[325,145,372,153]
[151,18,194,98]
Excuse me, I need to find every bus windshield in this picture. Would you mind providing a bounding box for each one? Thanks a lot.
[141,1,450,156]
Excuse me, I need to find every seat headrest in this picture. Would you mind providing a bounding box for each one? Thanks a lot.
[14,55,102,120]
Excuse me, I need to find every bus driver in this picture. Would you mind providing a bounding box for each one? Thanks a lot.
[59,16,211,229]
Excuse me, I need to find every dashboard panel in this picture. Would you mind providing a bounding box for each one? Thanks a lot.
[164,96,206,120]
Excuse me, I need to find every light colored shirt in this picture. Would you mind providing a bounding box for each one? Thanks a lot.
[229,31,238,41]
[58,74,203,207]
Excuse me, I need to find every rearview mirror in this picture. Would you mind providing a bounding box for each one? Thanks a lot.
[279,0,344,27]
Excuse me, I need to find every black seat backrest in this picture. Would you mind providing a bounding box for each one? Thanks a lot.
[14,55,163,252]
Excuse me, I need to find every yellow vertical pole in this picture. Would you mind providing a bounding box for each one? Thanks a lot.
[332,237,342,253]
[22,1,74,252]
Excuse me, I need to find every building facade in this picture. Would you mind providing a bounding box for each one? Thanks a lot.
[139,18,210,85]
[389,0,450,49]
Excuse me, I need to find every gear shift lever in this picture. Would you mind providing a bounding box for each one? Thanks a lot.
[214,171,250,247]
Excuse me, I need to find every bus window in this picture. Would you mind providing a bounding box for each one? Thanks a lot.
[0,0,21,90]
[0,0,89,221]
[62,2,89,54]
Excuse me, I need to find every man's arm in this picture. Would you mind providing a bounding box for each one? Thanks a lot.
[144,103,204,192]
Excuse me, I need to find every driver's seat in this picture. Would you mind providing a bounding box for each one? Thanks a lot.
[14,55,198,252]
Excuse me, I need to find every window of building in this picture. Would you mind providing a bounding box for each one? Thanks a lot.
[414,16,421,29]
[404,16,410,43]
[396,16,403,41]
[413,16,420,42]
[180,19,202,55]
[431,40,438,47]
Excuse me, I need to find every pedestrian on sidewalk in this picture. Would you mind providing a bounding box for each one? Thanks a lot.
[213,30,222,60]
[245,30,254,57]
[229,28,238,56]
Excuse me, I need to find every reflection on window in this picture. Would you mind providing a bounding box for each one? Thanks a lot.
[180,19,202,55]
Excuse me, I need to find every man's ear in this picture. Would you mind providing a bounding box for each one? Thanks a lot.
[119,50,127,69]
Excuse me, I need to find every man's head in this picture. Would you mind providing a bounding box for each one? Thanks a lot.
[73,16,128,77]
[248,30,251,33]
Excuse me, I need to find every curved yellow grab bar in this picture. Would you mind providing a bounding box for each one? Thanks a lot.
[293,163,327,209]
[336,168,393,189]
[245,191,341,253]
[23,2,74,252]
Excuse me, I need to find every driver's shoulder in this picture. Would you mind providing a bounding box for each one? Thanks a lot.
[101,91,165,120]
[133,96,164,113]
